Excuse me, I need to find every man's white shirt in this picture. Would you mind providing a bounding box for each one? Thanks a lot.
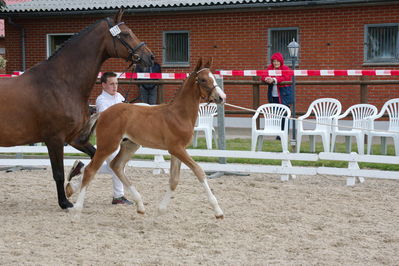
[96,90,125,113]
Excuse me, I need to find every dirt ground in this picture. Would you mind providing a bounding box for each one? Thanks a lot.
[0,166,398,265]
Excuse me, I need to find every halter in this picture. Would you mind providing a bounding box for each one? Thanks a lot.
[195,68,218,103]
[106,18,146,63]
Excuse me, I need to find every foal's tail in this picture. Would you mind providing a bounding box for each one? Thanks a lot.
[79,113,100,143]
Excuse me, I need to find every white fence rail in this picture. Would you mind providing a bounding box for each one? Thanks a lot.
[0,146,397,186]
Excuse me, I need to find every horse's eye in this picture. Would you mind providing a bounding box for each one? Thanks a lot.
[200,79,206,83]
[120,32,129,38]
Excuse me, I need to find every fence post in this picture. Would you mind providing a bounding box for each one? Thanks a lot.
[216,76,226,164]
[360,76,369,103]
[157,84,164,104]
[253,76,260,129]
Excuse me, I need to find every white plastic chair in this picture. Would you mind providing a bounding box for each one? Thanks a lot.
[193,103,218,149]
[297,98,342,153]
[367,98,399,156]
[331,104,378,154]
[251,104,291,152]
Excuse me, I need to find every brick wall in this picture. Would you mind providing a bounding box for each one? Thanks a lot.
[4,4,399,114]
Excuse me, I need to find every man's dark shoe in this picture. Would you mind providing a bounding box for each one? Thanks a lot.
[67,160,84,182]
[112,196,133,205]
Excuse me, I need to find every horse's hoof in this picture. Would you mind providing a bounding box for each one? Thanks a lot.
[215,214,224,219]
[59,200,73,209]
[137,210,145,215]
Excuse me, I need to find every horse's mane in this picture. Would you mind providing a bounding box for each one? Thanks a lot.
[47,18,107,61]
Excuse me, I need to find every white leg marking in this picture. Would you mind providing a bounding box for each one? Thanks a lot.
[158,187,173,214]
[74,186,87,211]
[70,179,81,193]
[127,185,145,214]
[202,179,224,218]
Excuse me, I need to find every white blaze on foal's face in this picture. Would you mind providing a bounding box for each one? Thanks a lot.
[208,72,226,103]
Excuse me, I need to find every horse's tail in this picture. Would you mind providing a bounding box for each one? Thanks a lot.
[79,113,100,143]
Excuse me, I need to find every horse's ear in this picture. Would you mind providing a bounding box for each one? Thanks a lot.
[115,8,124,23]
[194,57,203,72]
[204,57,213,68]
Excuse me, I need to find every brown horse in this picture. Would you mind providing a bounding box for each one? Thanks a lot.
[68,58,226,218]
[0,9,153,209]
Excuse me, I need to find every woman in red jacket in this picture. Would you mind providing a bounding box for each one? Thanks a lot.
[263,52,294,106]
[262,52,294,132]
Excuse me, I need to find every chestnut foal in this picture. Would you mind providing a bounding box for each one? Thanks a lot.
[69,58,226,218]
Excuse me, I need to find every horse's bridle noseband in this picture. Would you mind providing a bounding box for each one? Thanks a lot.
[106,18,146,63]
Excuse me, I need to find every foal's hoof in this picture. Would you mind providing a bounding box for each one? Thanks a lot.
[65,183,74,198]
[59,199,73,209]
[215,214,224,219]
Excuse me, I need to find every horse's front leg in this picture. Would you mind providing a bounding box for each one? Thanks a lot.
[169,148,224,219]
[45,138,73,209]
[158,155,181,214]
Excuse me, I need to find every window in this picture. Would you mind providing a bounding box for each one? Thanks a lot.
[365,24,399,63]
[163,31,189,66]
[46,33,74,58]
[268,28,299,65]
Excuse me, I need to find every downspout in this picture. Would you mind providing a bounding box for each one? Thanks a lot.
[7,17,25,71]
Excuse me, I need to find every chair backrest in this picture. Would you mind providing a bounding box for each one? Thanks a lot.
[197,103,218,128]
[380,98,399,131]
[345,104,378,130]
[308,98,342,130]
[255,103,291,131]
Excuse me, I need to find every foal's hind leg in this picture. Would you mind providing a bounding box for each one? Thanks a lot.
[110,139,145,214]
[158,155,181,214]
[74,144,119,211]
[169,148,224,219]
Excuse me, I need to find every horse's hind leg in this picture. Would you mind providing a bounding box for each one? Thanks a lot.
[45,138,73,209]
[158,155,181,214]
[110,139,145,214]
[69,138,96,158]
[169,148,223,219]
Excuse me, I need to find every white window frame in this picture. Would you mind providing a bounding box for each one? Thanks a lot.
[162,31,190,67]
[46,33,74,58]
[268,27,299,66]
[364,23,399,64]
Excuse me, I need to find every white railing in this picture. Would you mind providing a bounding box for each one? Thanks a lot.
[0,145,397,186]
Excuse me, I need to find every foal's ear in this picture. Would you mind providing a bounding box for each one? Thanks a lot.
[115,8,124,23]
[194,57,203,72]
[204,57,213,68]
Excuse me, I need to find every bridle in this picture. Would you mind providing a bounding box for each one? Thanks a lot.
[195,68,218,103]
[106,18,146,64]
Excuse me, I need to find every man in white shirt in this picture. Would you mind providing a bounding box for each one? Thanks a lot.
[68,72,132,205]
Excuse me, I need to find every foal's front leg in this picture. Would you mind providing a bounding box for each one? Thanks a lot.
[158,155,181,214]
[170,148,224,219]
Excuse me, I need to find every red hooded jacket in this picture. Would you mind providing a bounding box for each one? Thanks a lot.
[261,52,294,105]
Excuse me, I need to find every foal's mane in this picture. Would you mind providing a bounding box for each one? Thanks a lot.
[47,18,107,61]
[168,70,198,104]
